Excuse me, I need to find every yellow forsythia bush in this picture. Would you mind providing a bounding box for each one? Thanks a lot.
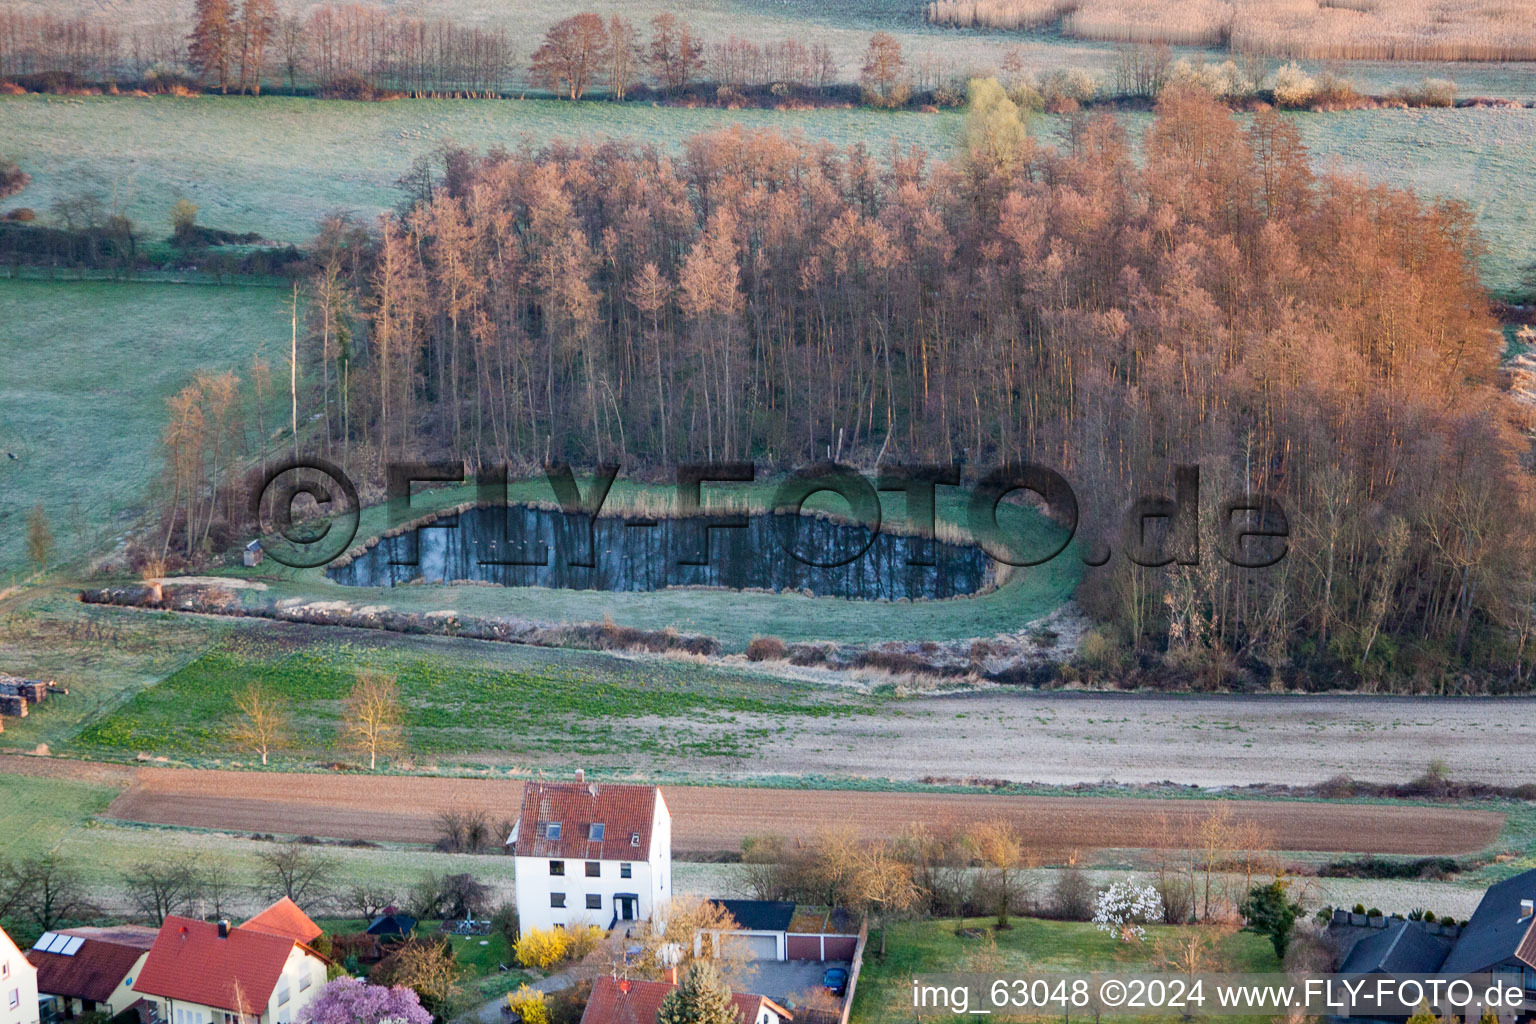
[514,928,571,970]
[506,985,550,1024]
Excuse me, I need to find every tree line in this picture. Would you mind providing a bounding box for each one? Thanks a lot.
[0,2,850,100]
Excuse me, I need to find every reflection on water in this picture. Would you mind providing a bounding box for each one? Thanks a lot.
[326,505,989,600]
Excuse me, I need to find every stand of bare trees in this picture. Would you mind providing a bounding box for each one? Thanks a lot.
[232,86,1530,691]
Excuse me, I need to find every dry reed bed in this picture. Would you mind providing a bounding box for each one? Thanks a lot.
[928,0,1536,61]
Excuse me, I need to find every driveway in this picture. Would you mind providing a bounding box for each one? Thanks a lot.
[461,971,573,1024]
[742,960,851,1007]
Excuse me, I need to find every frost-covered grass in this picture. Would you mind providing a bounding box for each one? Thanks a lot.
[0,278,290,575]
[3,96,1531,295]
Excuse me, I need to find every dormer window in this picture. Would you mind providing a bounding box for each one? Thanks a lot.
[589,823,605,841]
[540,822,562,840]
[631,832,641,846]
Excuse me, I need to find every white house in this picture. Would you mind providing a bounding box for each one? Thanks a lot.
[507,775,671,933]
[130,899,331,1024]
[1,925,40,1024]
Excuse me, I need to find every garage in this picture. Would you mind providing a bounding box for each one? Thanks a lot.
[712,900,797,961]
[738,932,781,960]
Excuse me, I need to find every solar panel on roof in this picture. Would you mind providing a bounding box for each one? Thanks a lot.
[40,933,71,953]
[59,936,84,955]
[31,932,57,951]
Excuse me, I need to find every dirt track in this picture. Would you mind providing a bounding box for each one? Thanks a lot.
[69,761,1503,856]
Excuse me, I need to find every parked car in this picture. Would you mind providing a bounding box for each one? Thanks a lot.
[823,966,849,997]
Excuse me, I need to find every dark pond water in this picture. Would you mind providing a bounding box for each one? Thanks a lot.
[326,505,990,600]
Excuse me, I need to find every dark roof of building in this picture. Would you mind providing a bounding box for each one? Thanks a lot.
[366,913,418,937]
[58,927,158,951]
[1339,920,1452,976]
[241,897,324,945]
[512,781,661,860]
[714,901,797,934]
[27,931,153,1003]
[578,978,788,1024]
[1441,868,1536,974]
[132,914,314,1013]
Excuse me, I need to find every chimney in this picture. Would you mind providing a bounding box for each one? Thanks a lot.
[574,768,585,784]
[667,965,678,985]
[217,919,231,938]
[1521,899,1533,919]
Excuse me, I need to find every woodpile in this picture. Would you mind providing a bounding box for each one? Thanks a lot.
[0,673,62,720]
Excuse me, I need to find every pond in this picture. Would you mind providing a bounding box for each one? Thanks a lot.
[326,504,990,601]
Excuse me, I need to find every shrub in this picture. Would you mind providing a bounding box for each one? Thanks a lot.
[746,635,788,661]
[1039,68,1098,110]
[506,986,550,1024]
[1270,61,1316,108]
[1052,865,1095,920]
[1077,629,1123,675]
[1397,77,1455,107]
[1352,903,1367,915]
[564,924,604,960]
[1367,907,1382,918]
[1440,916,1455,926]
[4,207,35,221]
[1310,72,1361,109]
[0,159,27,199]
[514,927,571,970]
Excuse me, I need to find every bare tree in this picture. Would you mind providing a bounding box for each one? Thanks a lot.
[648,13,703,94]
[859,31,907,107]
[607,15,641,101]
[123,859,199,925]
[230,682,290,766]
[529,13,609,100]
[255,841,336,910]
[850,842,922,956]
[188,0,234,92]
[967,820,1032,929]
[0,855,95,930]
[343,670,405,770]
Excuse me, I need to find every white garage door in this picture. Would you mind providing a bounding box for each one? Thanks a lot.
[739,933,780,960]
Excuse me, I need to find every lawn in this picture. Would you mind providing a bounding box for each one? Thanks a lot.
[0,278,291,576]
[3,97,1532,295]
[70,624,876,765]
[852,915,1282,1024]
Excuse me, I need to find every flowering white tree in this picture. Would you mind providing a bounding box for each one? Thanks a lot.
[1093,881,1164,942]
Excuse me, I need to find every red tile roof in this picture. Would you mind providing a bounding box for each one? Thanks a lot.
[513,782,661,861]
[241,898,323,945]
[132,916,308,1013]
[28,936,148,1004]
[579,978,788,1024]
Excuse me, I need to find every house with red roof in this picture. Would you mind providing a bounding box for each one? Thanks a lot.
[579,977,790,1024]
[27,925,157,1020]
[2,925,40,1024]
[507,773,672,934]
[129,900,330,1024]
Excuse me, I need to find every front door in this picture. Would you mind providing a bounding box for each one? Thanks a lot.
[618,896,636,920]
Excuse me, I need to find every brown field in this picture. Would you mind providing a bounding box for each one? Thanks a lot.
[64,761,1505,857]
[927,0,1536,61]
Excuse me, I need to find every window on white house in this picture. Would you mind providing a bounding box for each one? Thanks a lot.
[300,968,312,991]
[630,832,640,846]
[279,981,291,1005]
[1,960,8,977]
[620,863,632,879]
[8,987,18,1010]
[585,862,600,877]
[586,895,602,910]
[550,860,565,875]
[588,823,605,841]
[551,893,566,908]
